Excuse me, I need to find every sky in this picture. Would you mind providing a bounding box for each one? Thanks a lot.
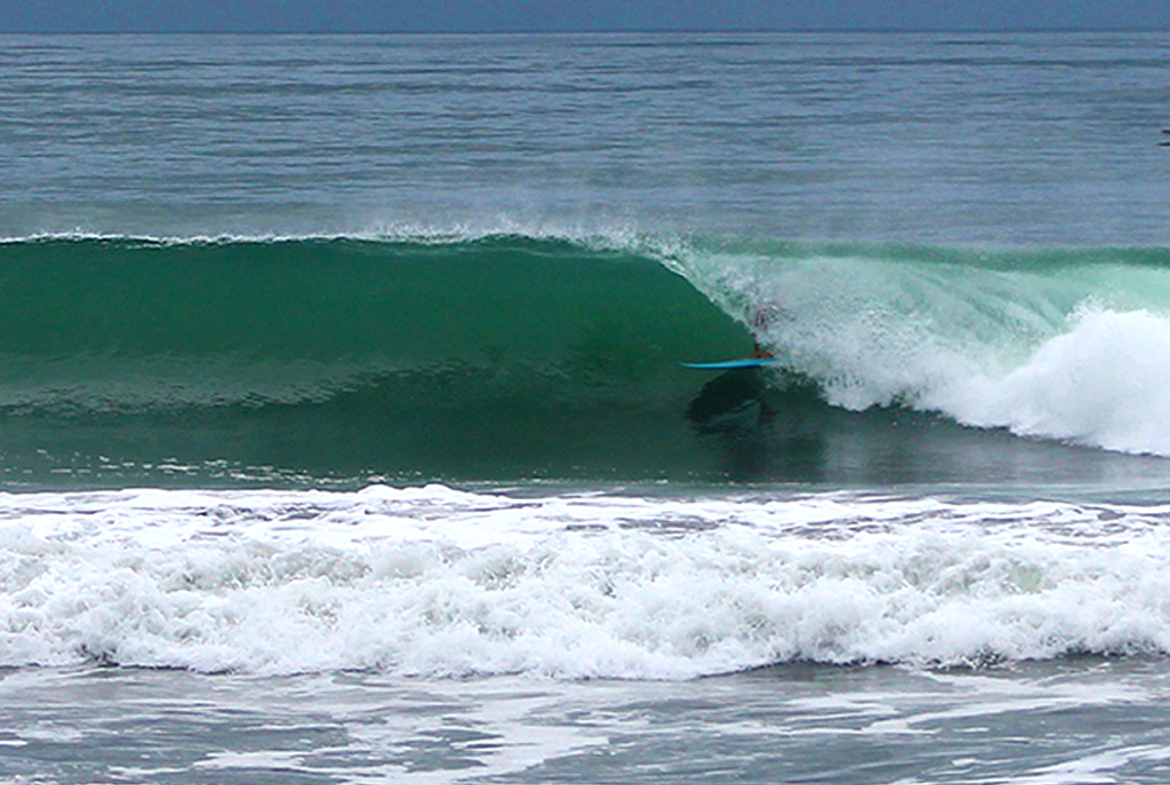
[0,0,1166,33]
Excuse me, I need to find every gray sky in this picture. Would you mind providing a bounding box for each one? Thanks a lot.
[0,0,1167,33]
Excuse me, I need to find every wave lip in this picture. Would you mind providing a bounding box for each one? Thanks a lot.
[3,485,1170,678]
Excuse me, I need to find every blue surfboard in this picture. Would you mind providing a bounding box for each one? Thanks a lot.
[680,357,780,370]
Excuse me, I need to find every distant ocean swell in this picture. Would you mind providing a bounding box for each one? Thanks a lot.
[0,233,1168,485]
[3,485,1170,677]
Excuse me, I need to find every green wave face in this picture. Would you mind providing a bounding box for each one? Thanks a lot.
[4,234,1170,488]
[0,236,756,484]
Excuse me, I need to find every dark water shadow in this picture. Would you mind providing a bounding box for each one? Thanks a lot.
[686,367,1170,488]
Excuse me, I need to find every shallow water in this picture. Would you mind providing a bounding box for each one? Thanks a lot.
[5,658,1170,784]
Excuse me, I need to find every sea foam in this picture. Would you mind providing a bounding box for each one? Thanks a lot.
[2,485,1170,678]
[948,307,1170,455]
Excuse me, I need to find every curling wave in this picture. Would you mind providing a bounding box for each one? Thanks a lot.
[0,233,1168,485]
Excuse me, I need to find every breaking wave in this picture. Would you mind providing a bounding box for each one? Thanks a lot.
[0,233,1168,485]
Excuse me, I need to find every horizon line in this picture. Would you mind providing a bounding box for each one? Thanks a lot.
[2,27,1169,35]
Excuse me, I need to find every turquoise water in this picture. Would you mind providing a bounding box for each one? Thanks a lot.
[1,236,1170,488]
[4,31,1170,785]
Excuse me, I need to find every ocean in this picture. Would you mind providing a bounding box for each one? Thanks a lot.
[2,30,1170,783]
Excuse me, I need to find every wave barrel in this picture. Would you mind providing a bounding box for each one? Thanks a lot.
[0,236,754,484]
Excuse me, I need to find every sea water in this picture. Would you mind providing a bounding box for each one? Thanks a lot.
[3,32,1170,784]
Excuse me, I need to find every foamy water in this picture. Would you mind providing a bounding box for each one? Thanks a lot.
[956,308,1170,456]
[4,484,1170,677]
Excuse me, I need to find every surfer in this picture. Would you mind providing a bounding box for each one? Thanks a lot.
[679,303,784,368]
[750,304,785,358]
[1162,129,1170,146]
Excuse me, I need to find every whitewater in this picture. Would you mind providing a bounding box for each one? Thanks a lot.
[5,484,1170,677]
[3,30,1170,785]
